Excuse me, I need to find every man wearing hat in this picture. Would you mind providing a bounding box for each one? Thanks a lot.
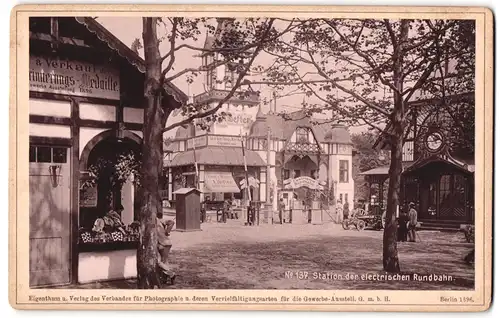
[407,202,418,242]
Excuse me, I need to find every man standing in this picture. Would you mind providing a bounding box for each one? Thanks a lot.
[407,202,418,242]
[278,198,285,224]
[343,201,350,220]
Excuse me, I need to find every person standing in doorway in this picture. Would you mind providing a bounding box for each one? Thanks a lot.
[407,202,418,242]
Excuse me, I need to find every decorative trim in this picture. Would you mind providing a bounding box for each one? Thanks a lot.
[77,118,142,131]
[30,91,120,107]
[70,98,80,284]
[29,136,72,146]
[79,129,142,170]
[30,115,71,126]
[73,17,188,105]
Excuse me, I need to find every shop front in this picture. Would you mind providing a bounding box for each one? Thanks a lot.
[28,17,187,287]
[164,135,267,216]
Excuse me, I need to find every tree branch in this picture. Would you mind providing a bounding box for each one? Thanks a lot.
[304,43,392,117]
[162,19,276,133]
[324,19,399,93]
[160,18,178,77]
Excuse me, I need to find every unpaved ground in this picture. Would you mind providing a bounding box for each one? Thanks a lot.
[75,221,474,290]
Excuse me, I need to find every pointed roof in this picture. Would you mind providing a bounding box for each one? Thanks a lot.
[249,109,352,144]
[73,17,188,104]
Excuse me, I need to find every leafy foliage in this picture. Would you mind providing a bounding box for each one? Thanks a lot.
[351,132,390,202]
[83,150,141,190]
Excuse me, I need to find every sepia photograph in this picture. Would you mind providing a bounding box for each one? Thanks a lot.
[9,5,493,311]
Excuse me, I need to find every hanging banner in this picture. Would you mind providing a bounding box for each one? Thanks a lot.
[284,176,325,190]
[29,56,120,100]
[239,176,260,189]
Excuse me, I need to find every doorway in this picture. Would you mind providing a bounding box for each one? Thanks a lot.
[29,144,71,287]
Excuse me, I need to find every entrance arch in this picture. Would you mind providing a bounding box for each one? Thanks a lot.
[79,129,143,229]
[79,129,142,171]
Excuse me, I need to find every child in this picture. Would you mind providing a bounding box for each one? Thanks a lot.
[157,212,175,272]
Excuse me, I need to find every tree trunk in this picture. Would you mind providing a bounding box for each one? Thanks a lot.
[382,20,409,273]
[137,17,163,289]
[382,132,403,272]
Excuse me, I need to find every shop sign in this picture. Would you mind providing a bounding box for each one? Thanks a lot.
[204,171,240,193]
[80,187,98,207]
[219,111,253,128]
[208,135,242,147]
[187,136,207,149]
[29,56,120,100]
[284,176,325,190]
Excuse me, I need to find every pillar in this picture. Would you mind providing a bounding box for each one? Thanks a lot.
[378,179,384,210]
[198,164,205,202]
[121,174,134,225]
[168,167,173,201]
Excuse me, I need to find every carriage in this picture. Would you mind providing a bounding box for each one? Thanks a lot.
[341,209,384,231]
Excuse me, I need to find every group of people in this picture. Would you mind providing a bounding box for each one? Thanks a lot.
[397,202,419,242]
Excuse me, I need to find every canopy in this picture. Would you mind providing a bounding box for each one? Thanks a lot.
[204,171,240,193]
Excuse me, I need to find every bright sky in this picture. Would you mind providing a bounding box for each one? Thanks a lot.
[97,17,368,136]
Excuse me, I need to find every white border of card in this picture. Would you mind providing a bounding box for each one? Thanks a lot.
[9,4,493,311]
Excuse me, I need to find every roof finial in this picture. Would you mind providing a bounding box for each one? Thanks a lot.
[256,103,265,119]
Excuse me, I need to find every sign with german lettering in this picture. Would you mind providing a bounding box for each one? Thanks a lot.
[204,171,240,193]
[208,135,242,147]
[79,187,98,207]
[29,56,120,100]
[284,176,325,190]
[219,111,253,129]
[187,136,207,149]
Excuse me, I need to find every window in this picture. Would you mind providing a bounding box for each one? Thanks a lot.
[29,145,68,163]
[29,145,36,162]
[224,65,234,89]
[294,170,301,178]
[339,160,349,183]
[52,147,68,163]
[283,169,290,180]
[296,128,308,143]
[206,69,215,89]
[439,175,452,206]
[37,146,52,163]
[310,170,318,179]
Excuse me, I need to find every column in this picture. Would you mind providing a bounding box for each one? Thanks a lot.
[168,168,173,201]
[259,167,266,202]
[198,165,205,203]
[121,174,134,225]
[379,179,384,210]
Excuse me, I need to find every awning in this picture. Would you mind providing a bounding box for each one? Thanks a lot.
[204,171,240,193]
[164,146,266,167]
[359,162,413,176]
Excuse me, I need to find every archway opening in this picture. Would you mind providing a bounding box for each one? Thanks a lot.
[80,135,142,229]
